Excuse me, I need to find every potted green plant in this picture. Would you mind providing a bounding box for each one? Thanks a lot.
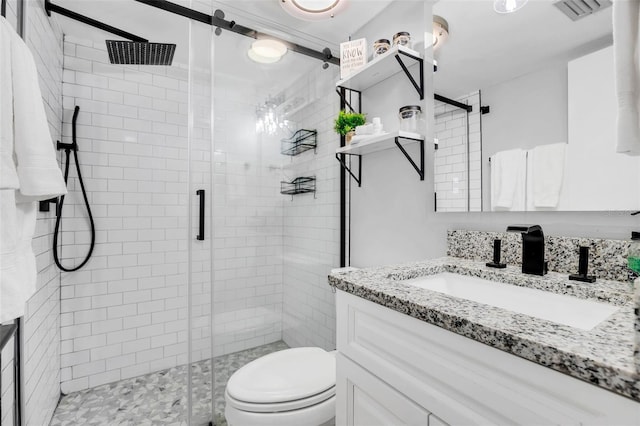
[334,110,366,144]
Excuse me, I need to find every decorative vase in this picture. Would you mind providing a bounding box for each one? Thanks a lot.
[346,130,355,145]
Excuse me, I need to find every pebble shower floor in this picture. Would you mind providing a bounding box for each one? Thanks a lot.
[50,341,289,425]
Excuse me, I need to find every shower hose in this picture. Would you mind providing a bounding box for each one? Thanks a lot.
[53,105,96,272]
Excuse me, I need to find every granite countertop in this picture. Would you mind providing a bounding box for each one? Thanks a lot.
[328,256,640,402]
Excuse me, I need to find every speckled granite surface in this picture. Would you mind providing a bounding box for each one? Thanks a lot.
[447,230,632,282]
[328,257,640,402]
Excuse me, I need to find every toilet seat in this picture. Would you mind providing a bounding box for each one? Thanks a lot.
[224,347,336,426]
[226,347,335,411]
[225,385,335,413]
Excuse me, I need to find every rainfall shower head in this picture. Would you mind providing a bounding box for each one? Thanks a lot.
[106,40,176,65]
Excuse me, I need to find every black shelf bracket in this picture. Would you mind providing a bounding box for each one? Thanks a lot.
[335,153,362,187]
[394,49,424,100]
[335,87,361,114]
[435,93,473,112]
[334,136,424,186]
[395,136,425,180]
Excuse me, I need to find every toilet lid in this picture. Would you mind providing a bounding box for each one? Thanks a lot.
[226,347,336,404]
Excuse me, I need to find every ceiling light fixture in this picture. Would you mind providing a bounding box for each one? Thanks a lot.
[432,15,449,50]
[280,0,347,21]
[248,39,287,63]
[493,0,529,14]
[248,49,281,64]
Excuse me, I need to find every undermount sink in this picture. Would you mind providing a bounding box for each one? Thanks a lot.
[401,273,618,331]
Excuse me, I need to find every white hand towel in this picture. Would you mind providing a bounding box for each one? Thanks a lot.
[490,148,526,211]
[613,0,640,155]
[0,20,67,322]
[0,18,19,190]
[530,143,567,208]
[9,22,67,201]
[0,191,37,323]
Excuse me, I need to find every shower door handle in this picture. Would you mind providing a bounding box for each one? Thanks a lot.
[196,189,205,241]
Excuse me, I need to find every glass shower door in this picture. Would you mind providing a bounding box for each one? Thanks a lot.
[187,2,214,424]
[208,9,340,422]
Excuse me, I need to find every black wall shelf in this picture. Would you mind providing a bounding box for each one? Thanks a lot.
[281,176,316,198]
[281,129,317,156]
[335,131,425,186]
[335,45,424,102]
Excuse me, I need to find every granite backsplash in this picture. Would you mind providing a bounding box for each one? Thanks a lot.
[447,230,632,282]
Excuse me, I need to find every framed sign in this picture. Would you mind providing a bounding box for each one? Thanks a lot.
[340,38,367,79]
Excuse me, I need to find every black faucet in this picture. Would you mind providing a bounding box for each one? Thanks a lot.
[506,225,548,276]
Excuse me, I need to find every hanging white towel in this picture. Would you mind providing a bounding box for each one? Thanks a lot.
[0,18,67,323]
[9,20,67,201]
[0,17,18,190]
[490,148,526,211]
[0,191,37,323]
[613,0,640,155]
[529,143,567,208]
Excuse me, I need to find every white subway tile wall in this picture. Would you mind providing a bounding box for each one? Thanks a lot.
[0,2,66,426]
[281,67,340,351]
[59,36,212,394]
[27,7,66,420]
[212,75,284,356]
[211,65,339,355]
[434,91,482,212]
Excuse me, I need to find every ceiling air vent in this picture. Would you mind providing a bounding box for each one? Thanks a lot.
[553,0,612,21]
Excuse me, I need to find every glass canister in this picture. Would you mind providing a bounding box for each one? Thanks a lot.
[393,32,411,48]
[373,39,390,57]
[628,232,640,275]
[398,105,423,133]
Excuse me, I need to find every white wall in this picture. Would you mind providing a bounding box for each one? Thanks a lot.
[349,1,640,269]
[1,2,65,425]
[281,66,340,351]
[563,46,640,210]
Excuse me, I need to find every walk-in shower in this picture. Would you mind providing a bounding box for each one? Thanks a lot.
[1,0,342,424]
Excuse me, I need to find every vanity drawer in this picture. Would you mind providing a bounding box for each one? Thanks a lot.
[336,352,431,426]
[336,290,640,426]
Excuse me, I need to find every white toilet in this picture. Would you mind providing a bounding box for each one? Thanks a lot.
[224,347,336,426]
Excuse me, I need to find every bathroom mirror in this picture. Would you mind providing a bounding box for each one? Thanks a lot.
[432,0,640,212]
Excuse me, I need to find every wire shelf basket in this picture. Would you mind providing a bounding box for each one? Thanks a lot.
[280,176,316,197]
[281,129,317,156]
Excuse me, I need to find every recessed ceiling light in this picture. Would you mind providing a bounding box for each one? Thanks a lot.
[248,39,287,63]
[280,0,347,20]
[494,0,528,14]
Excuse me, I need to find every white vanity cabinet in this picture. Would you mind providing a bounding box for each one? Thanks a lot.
[335,290,640,426]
